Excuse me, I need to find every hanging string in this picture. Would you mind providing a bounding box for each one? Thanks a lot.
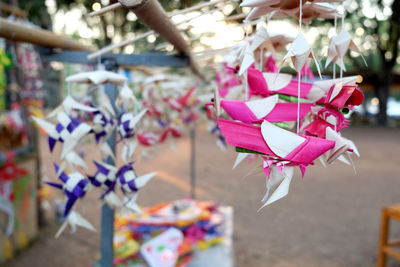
[244,20,250,101]
[260,47,263,71]
[340,3,345,79]
[333,14,337,80]
[297,0,303,133]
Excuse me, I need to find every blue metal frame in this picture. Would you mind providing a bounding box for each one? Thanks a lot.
[41,50,190,67]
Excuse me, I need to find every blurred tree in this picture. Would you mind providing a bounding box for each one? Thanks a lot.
[5,0,204,50]
[338,0,399,125]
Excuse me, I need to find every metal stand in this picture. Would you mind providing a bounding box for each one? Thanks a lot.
[190,125,196,199]
[100,59,117,267]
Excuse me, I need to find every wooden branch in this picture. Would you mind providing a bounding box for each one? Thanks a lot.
[168,0,226,17]
[0,2,27,18]
[0,18,93,51]
[89,2,123,17]
[88,31,154,59]
[221,13,247,22]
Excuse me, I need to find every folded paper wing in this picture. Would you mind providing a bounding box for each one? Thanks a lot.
[47,96,98,118]
[55,211,95,238]
[250,26,275,53]
[259,165,294,209]
[239,42,255,76]
[66,70,127,85]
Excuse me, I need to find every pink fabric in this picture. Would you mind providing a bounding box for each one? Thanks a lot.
[221,99,314,124]
[304,107,348,138]
[246,67,313,98]
[247,67,269,97]
[265,56,278,73]
[325,85,364,108]
[218,118,335,165]
[278,80,313,98]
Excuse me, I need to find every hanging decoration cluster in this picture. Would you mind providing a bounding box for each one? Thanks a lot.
[32,69,157,236]
[211,0,366,209]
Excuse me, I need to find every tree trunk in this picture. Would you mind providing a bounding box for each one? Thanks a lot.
[377,65,392,126]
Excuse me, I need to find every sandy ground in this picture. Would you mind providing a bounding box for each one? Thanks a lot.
[4,125,400,267]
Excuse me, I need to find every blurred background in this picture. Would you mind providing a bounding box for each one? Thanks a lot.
[0,0,399,267]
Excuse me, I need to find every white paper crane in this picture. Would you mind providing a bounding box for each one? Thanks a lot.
[280,33,322,77]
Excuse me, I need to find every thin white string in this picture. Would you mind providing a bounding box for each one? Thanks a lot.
[297,0,303,133]
[333,14,337,79]
[299,0,303,32]
[244,71,249,100]
[260,47,263,71]
[340,3,345,79]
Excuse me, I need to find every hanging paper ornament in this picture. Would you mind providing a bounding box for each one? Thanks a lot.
[118,109,147,141]
[88,161,122,207]
[32,112,92,158]
[116,162,157,212]
[46,163,90,217]
[91,108,115,144]
[325,28,367,70]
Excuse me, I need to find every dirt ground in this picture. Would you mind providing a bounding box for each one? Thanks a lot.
[4,125,400,267]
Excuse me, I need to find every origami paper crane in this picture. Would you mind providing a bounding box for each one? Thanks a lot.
[218,119,335,166]
[47,163,90,217]
[66,70,127,85]
[220,94,314,124]
[324,82,364,108]
[47,95,98,118]
[324,127,359,164]
[246,67,324,100]
[280,33,321,77]
[325,28,367,70]
[250,26,275,53]
[303,106,348,138]
[32,112,92,159]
